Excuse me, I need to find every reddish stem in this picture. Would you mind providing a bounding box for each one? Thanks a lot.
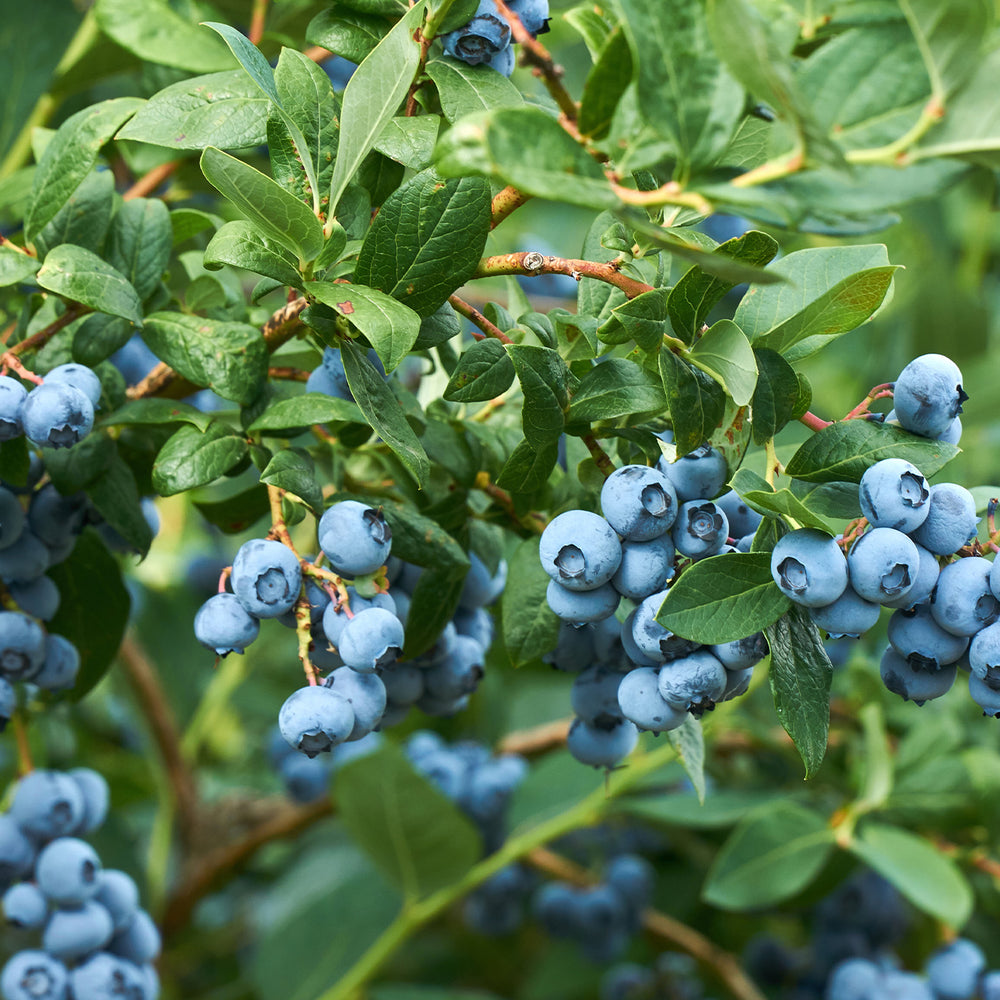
[799,410,832,432]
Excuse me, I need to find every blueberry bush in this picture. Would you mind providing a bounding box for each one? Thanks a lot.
[4,0,1000,997]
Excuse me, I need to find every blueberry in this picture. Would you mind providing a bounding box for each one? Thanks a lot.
[337,606,405,673]
[546,579,620,624]
[605,854,654,912]
[10,770,84,842]
[323,668,387,740]
[714,489,763,540]
[422,635,485,701]
[657,649,727,712]
[671,500,728,559]
[931,556,999,636]
[0,676,14,731]
[415,690,470,717]
[619,611,661,668]
[969,672,1000,716]
[600,465,678,541]
[94,870,139,932]
[0,486,25,551]
[600,963,655,1000]
[35,837,102,906]
[539,510,622,592]
[27,487,87,549]
[616,666,686,732]
[107,908,161,964]
[908,483,978,555]
[453,605,494,649]
[879,646,956,704]
[279,752,332,802]
[194,593,260,655]
[882,542,939,610]
[317,501,392,577]
[441,1,512,66]
[278,684,355,757]
[571,665,625,726]
[631,591,700,663]
[770,529,849,607]
[533,881,581,937]
[231,539,302,618]
[380,661,424,705]
[544,622,600,672]
[462,884,523,936]
[43,900,114,961]
[0,376,27,441]
[710,633,768,670]
[893,354,967,438]
[806,585,877,639]
[826,958,884,1000]
[721,665,754,700]
[21,382,94,449]
[0,611,46,682]
[566,716,638,768]
[3,883,48,929]
[574,882,630,950]
[0,531,50,584]
[938,416,962,444]
[925,938,985,1000]
[881,971,935,1000]
[9,576,60,621]
[44,364,102,409]
[0,815,36,886]
[508,0,550,36]
[847,527,921,605]
[32,636,81,694]
[657,443,728,502]
[322,587,396,645]
[982,971,1000,1000]
[458,553,506,609]
[859,459,931,532]
[967,621,1000,681]
[69,952,144,1000]
[0,950,68,1000]
[68,767,111,834]
[611,535,675,601]
[888,604,968,669]
[305,357,353,401]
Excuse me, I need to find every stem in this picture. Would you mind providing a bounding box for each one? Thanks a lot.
[845,98,945,166]
[764,439,781,487]
[123,160,179,201]
[844,383,893,421]
[490,185,532,228]
[1,354,44,385]
[609,179,713,216]
[12,711,33,775]
[268,366,310,382]
[294,592,319,685]
[304,45,332,63]
[475,252,653,300]
[582,433,616,478]
[731,146,804,188]
[473,472,546,534]
[798,410,832,432]
[449,295,512,344]
[498,717,570,756]
[249,0,269,44]
[7,305,86,357]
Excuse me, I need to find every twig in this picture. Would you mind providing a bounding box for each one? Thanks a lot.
[249,0,269,45]
[491,185,532,228]
[583,433,615,478]
[799,411,832,432]
[118,634,200,848]
[499,718,571,756]
[12,711,33,776]
[475,252,653,300]
[7,305,85,357]
[268,366,310,382]
[473,472,546,534]
[844,384,893,421]
[123,161,180,201]
[449,295,512,344]
[1,354,43,385]
[304,45,332,63]
[526,847,769,1000]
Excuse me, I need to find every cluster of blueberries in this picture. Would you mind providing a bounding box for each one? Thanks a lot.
[440,0,550,77]
[601,952,711,1000]
[0,768,160,999]
[266,727,382,803]
[539,451,768,769]
[0,364,101,452]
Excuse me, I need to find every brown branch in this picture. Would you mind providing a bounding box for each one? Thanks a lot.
[123,161,180,201]
[475,252,653,300]
[249,0,269,45]
[583,433,615,478]
[268,366,310,382]
[304,45,332,63]
[449,294,513,344]
[7,305,86,357]
[12,711,33,776]
[499,718,571,756]
[118,634,200,848]
[798,410,832,432]
[526,847,769,1000]
[491,185,532,228]
[473,472,546,534]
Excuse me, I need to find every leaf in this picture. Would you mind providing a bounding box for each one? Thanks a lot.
[260,450,323,515]
[340,342,429,485]
[507,345,572,448]
[336,738,480,899]
[193,484,270,535]
[200,147,325,263]
[141,312,268,404]
[103,398,214,432]
[116,71,270,150]
[784,420,960,484]
[33,171,116,261]
[0,245,40,287]
[658,348,726,457]
[750,348,799,444]
[619,788,783,829]
[306,8,391,64]
[87,455,154,556]
[49,529,130,701]
[740,487,836,534]
[404,565,467,658]
[373,115,441,169]
[24,98,144,242]
[688,319,758,406]
[354,170,491,318]
[204,220,303,288]
[666,715,706,803]
[95,0,235,72]
[502,537,561,667]
[766,605,833,779]
[578,27,633,141]
[36,246,142,325]
[43,433,115,495]
[495,439,559,494]
[444,339,515,402]
[152,421,249,496]
[508,750,605,834]
[656,552,790,644]
[105,198,172,302]
[425,58,523,124]
[618,0,744,169]
[436,106,617,210]
[702,801,835,909]
[328,1,428,216]
[307,281,420,375]
[568,359,666,423]
[373,501,468,572]
[849,822,973,928]
[667,230,779,344]
[248,394,365,433]
[599,289,670,351]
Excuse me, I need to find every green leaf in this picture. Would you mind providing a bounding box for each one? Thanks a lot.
[568,359,666,423]
[578,27,633,141]
[502,537,561,667]
[658,348,726,456]
[340,341,429,485]
[666,715,706,803]
[371,989,503,1000]
[43,433,115,495]
[328,1,428,216]
[204,220,303,288]
[141,312,268,404]
[24,98,144,243]
[200,147,325,263]
[507,345,573,448]
[740,487,836,534]
[425,58,524,124]
[102,398,214,433]
[105,198,172,302]
[307,281,420,375]
[373,115,441,170]
[750,348,799,444]
[355,170,491,318]
[152,421,249,496]
[374,501,469,572]
[0,439,29,489]
[247,394,365,433]
[563,5,614,60]
[116,71,270,150]
[306,9,391,64]
[49,529,130,701]
[95,0,236,72]
[36,246,142,325]
[0,245,40,287]
[784,420,960,484]
[656,552,791,645]
[495,439,558,493]
[688,319,757,406]
[337,739,480,899]
[192,484,270,534]
[87,455,154,556]
[404,565,466,658]
[436,106,617,210]
[33,171,116,261]
[599,289,670,351]
[507,749,604,834]
[766,605,833,779]
[444,339,515,402]
[260,450,323,515]
[618,0,744,169]
[667,230,779,344]
[849,822,973,928]
[702,801,835,909]
[619,788,783,830]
